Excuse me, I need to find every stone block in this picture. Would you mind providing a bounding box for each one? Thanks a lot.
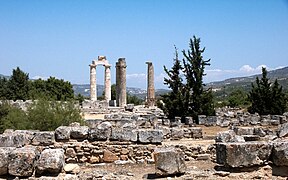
[36,149,65,175]
[0,130,34,147]
[31,131,55,146]
[198,115,207,125]
[216,142,272,167]
[0,147,15,175]
[85,119,102,129]
[206,116,217,126]
[184,117,193,126]
[272,141,288,166]
[278,123,288,138]
[234,127,254,136]
[70,126,89,139]
[189,127,203,138]
[138,129,163,144]
[8,146,38,177]
[171,128,184,140]
[110,127,137,142]
[103,150,119,163]
[88,122,112,141]
[55,126,71,140]
[215,130,245,143]
[154,147,186,176]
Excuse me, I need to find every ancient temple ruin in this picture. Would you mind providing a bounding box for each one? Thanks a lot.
[89,56,111,101]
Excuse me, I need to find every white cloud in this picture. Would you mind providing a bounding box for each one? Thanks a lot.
[126,73,146,80]
[32,75,48,80]
[240,65,254,72]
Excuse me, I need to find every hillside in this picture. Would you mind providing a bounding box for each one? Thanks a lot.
[207,66,288,99]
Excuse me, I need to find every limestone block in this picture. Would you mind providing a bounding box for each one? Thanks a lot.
[8,146,38,177]
[278,123,288,138]
[0,130,34,147]
[171,128,184,140]
[138,129,163,144]
[279,115,287,124]
[110,127,137,142]
[85,119,102,129]
[234,127,254,136]
[216,142,272,167]
[189,127,203,138]
[89,122,112,141]
[215,130,245,143]
[253,127,266,137]
[36,149,65,175]
[0,147,15,175]
[185,117,193,126]
[70,126,89,139]
[198,115,207,125]
[272,141,288,166]
[31,131,55,146]
[55,126,71,140]
[206,116,217,126]
[154,147,186,176]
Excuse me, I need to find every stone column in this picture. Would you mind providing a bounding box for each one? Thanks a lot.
[89,62,97,101]
[104,64,111,101]
[116,58,127,107]
[146,61,155,107]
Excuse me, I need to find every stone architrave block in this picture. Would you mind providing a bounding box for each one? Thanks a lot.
[138,129,163,144]
[55,126,71,140]
[31,131,55,146]
[89,122,112,141]
[36,149,65,175]
[70,126,89,139]
[8,146,38,177]
[110,127,137,142]
[0,147,15,175]
[216,142,272,167]
[154,147,186,176]
[272,141,288,166]
[278,123,288,138]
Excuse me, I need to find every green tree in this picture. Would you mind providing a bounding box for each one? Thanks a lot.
[0,77,9,100]
[162,47,186,119]
[161,36,214,123]
[248,67,287,115]
[227,88,249,107]
[182,36,215,122]
[127,94,143,105]
[7,67,30,100]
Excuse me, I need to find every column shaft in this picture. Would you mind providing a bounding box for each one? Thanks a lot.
[146,62,155,107]
[104,65,111,101]
[90,64,97,101]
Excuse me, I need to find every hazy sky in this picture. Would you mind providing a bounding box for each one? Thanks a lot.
[1,0,288,89]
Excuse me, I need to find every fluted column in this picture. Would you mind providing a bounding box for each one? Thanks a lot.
[90,63,97,101]
[146,61,155,107]
[104,65,111,101]
[116,58,127,107]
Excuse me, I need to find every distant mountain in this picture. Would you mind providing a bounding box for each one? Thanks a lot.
[0,74,9,79]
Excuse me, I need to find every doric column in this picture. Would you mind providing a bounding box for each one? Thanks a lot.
[146,61,155,107]
[116,58,127,107]
[104,64,111,101]
[89,62,97,101]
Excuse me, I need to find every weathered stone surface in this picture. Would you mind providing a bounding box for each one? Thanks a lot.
[64,164,80,174]
[234,127,254,136]
[55,126,71,140]
[272,141,288,166]
[36,149,65,175]
[89,122,112,141]
[253,127,266,137]
[31,131,55,146]
[216,142,272,167]
[206,116,217,126]
[84,119,102,129]
[215,130,245,143]
[70,126,89,139]
[0,130,34,147]
[278,122,288,138]
[0,147,15,175]
[111,127,137,142]
[103,150,119,163]
[198,115,207,125]
[8,146,38,177]
[185,117,193,126]
[171,128,184,140]
[138,129,163,144]
[190,127,203,138]
[154,147,186,176]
